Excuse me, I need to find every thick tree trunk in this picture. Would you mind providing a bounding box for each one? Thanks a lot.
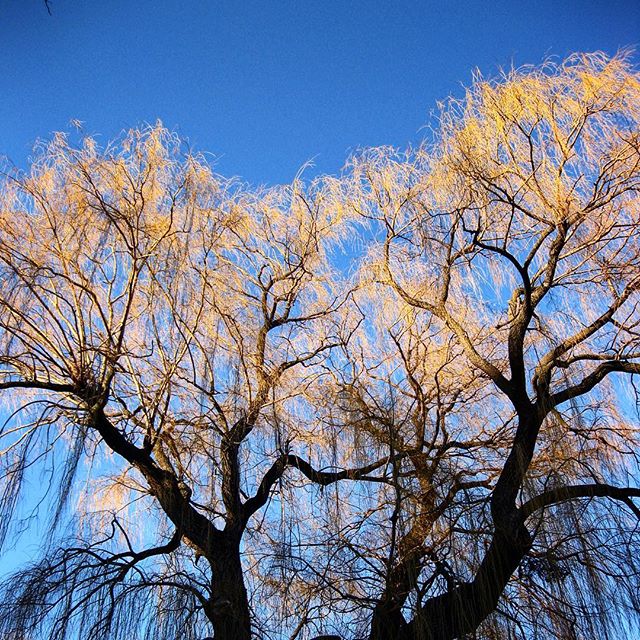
[368,551,420,640]
[369,604,409,640]
[205,538,252,640]
[407,528,530,640]
[366,523,530,640]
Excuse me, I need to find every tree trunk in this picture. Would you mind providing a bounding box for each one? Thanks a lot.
[406,528,530,640]
[369,604,409,640]
[206,537,252,640]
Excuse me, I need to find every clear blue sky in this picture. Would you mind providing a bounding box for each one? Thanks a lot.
[1,0,639,185]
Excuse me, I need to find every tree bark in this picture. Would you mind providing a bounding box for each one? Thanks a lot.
[206,536,252,640]
[406,527,530,640]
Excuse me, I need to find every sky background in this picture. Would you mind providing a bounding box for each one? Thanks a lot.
[1,0,639,186]
[0,0,639,576]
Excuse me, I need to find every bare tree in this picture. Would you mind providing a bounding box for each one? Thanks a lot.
[0,126,360,640]
[0,52,639,640]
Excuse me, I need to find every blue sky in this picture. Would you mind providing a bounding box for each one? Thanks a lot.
[1,0,639,186]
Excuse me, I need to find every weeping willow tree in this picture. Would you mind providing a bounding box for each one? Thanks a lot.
[0,52,639,640]
[317,51,640,640]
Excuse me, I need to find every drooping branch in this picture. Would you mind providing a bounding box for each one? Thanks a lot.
[549,360,640,407]
[0,377,224,562]
[519,482,640,520]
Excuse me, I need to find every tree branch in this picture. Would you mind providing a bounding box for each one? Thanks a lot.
[550,360,640,406]
[0,380,76,393]
[241,452,400,523]
[520,482,640,520]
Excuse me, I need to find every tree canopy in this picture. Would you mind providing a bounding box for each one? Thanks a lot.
[1,51,640,640]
